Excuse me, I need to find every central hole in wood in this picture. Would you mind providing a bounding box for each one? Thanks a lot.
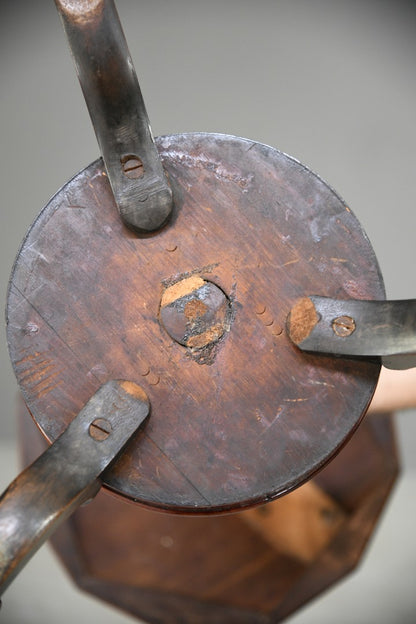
[159,276,231,349]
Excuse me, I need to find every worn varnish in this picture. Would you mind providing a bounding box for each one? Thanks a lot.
[7,133,385,512]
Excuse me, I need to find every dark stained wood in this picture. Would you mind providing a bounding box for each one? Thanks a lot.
[7,133,385,512]
[18,401,399,623]
[0,380,149,596]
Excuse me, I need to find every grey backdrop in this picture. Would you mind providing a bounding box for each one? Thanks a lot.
[0,1,415,623]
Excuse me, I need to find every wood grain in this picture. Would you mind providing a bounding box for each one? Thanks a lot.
[240,481,346,564]
[7,133,385,512]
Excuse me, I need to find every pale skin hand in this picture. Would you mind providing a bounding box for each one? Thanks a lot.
[368,367,416,414]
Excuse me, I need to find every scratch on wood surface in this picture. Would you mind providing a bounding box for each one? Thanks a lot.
[87,180,100,205]
[246,254,300,271]
[148,373,160,386]
[258,407,283,436]
[19,366,52,385]
[15,352,63,398]
[336,219,352,235]
[37,380,63,398]
[30,370,62,396]
[163,149,254,189]
[34,367,61,389]
[255,409,270,428]
[309,380,335,388]
[33,250,49,263]
[6,295,28,315]
[13,352,43,367]
[283,258,300,267]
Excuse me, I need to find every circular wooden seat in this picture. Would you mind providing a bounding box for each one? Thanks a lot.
[7,133,384,512]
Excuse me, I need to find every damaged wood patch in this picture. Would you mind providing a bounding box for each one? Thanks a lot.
[287,297,319,345]
[159,277,231,355]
